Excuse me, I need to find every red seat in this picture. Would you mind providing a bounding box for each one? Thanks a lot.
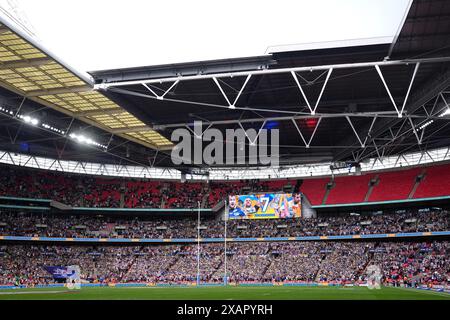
[370,168,421,201]
[414,164,450,198]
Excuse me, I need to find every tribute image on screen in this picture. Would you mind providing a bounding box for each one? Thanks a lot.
[227,193,301,219]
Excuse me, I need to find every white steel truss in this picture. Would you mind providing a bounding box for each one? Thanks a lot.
[96,57,450,88]
[212,75,252,109]
[0,150,181,179]
[343,116,379,149]
[291,68,333,114]
[1,146,450,181]
[375,62,420,117]
[142,80,180,100]
[291,117,322,148]
[238,120,267,146]
[96,58,446,117]
[356,94,450,163]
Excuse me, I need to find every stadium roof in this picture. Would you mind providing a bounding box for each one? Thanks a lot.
[0,0,450,172]
[90,0,450,169]
[0,18,172,151]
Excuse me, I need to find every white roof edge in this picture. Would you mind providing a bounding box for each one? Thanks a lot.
[387,0,414,59]
[265,36,394,55]
[0,9,94,85]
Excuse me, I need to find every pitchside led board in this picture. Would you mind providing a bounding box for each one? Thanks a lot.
[228,193,301,219]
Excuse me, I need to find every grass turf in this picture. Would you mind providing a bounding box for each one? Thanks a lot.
[0,286,448,300]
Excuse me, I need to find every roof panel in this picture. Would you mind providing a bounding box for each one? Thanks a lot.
[0,56,18,62]
[0,20,174,149]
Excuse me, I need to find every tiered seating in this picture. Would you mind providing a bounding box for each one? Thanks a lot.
[299,178,329,205]
[369,168,421,202]
[164,182,204,208]
[84,178,121,208]
[206,181,245,207]
[1,241,448,287]
[125,181,162,208]
[3,162,450,208]
[0,209,447,239]
[253,179,290,192]
[414,163,450,198]
[326,174,373,204]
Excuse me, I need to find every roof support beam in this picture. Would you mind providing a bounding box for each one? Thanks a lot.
[291,117,322,148]
[354,116,378,161]
[346,116,365,147]
[75,107,122,117]
[408,116,422,145]
[400,62,420,115]
[291,68,333,115]
[151,111,442,131]
[375,65,401,117]
[96,56,450,88]
[0,57,53,70]
[363,116,378,147]
[111,125,152,134]
[212,75,252,109]
[238,120,267,146]
[233,74,252,107]
[350,71,450,162]
[213,77,233,108]
[360,96,450,161]
[374,62,420,118]
[26,85,92,97]
[184,122,213,140]
[110,85,413,119]
[142,80,179,100]
[107,86,308,116]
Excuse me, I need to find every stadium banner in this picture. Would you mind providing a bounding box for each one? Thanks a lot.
[43,266,79,280]
[228,193,301,219]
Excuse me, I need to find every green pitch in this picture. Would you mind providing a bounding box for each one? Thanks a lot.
[0,286,448,300]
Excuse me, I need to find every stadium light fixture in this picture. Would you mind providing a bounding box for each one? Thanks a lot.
[0,106,14,116]
[41,123,65,135]
[18,114,39,126]
[69,133,108,149]
[6,109,67,134]
[418,120,433,130]
[439,108,450,117]
[416,107,450,131]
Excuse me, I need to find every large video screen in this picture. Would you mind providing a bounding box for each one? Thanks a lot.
[227,193,301,219]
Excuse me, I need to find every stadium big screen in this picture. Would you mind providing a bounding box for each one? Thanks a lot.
[228,193,301,219]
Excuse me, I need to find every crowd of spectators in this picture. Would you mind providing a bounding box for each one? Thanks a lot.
[0,166,304,211]
[0,166,270,209]
[316,242,372,282]
[0,167,122,208]
[0,209,447,239]
[0,166,448,288]
[372,241,449,287]
[0,241,448,287]
[2,164,450,213]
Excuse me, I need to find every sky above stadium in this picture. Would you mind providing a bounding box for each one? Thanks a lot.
[5,0,411,73]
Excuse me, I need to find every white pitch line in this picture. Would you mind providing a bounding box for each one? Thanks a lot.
[393,287,450,298]
[0,290,69,295]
